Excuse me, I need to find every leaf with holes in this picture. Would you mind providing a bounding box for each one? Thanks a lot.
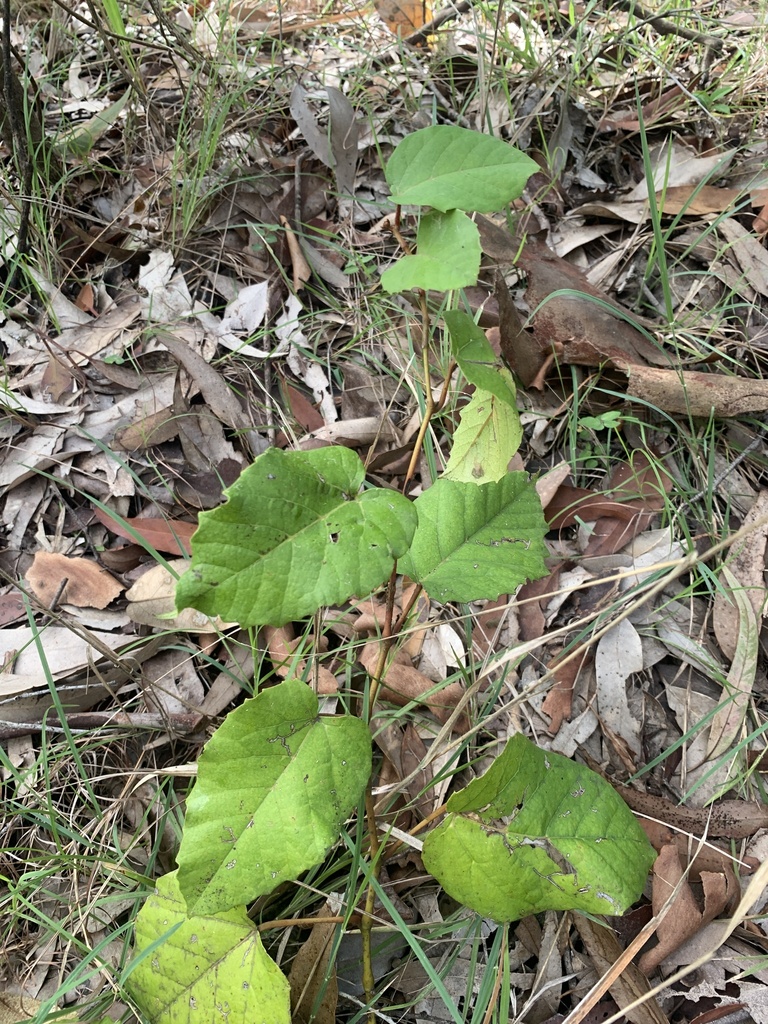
[176,679,372,916]
[175,446,417,628]
[422,734,656,922]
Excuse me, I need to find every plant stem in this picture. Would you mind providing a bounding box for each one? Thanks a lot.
[361,787,382,1021]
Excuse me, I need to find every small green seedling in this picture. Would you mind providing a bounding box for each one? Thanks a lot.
[127,125,656,1023]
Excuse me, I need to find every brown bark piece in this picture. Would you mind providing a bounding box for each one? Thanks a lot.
[616,786,768,839]
[625,364,768,417]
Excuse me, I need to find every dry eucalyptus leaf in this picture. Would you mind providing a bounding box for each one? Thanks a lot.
[25,552,122,609]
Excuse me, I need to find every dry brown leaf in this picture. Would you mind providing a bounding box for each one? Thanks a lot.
[541,656,581,735]
[374,0,431,34]
[625,364,768,417]
[656,184,744,216]
[513,237,667,378]
[115,407,179,450]
[718,217,768,298]
[94,507,196,556]
[471,595,509,659]
[288,901,338,1024]
[125,561,235,631]
[262,624,338,694]
[25,552,122,609]
[574,913,670,1024]
[639,845,732,974]
[360,645,466,731]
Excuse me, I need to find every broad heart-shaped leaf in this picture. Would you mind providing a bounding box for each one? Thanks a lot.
[127,871,290,1024]
[175,446,417,628]
[381,210,481,293]
[386,125,538,213]
[422,735,656,922]
[444,388,523,484]
[443,310,517,406]
[176,679,372,916]
[398,474,548,602]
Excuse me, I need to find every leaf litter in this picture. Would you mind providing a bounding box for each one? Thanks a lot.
[4,0,768,1020]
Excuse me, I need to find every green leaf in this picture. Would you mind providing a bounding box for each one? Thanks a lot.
[444,389,522,484]
[127,871,290,1024]
[399,474,548,602]
[422,734,656,922]
[381,210,481,294]
[176,679,372,916]
[54,90,131,160]
[443,310,517,407]
[386,125,538,213]
[175,447,417,628]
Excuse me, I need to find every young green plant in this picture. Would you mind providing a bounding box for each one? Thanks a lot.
[126,125,655,1024]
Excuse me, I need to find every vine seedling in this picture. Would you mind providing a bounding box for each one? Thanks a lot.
[127,125,656,1024]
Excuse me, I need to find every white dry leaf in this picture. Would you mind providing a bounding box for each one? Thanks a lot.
[626,140,734,201]
[142,648,205,716]
[275,293,306,352]
[212,280,271,357]
[419,623,465,682]
[194,9,222,52]
[713,489,768,661]
[550,706,599,757]
[552,219,619,257]
[139,250,194,323]
[707,565,759,759]
[26,267,91,329]
[0,627,147,697]
[3,476,46,549]
[1,390,74,415]
[287,346,337,424]
[220,280,269,334]
[125,560,236,631]
[544,566,591,625]
[594,617,644,755]
[654,606,725,682]
[666,685,723,803]
[718,217,768,299]
[68,57,98,100]
[309,415,399,446]
[79,373,176,446]
[0,425,67,489]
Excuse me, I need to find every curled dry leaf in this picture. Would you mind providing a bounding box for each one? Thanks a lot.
[639,817,756,879]
[639,844,735,975]
[25,552,122,609]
